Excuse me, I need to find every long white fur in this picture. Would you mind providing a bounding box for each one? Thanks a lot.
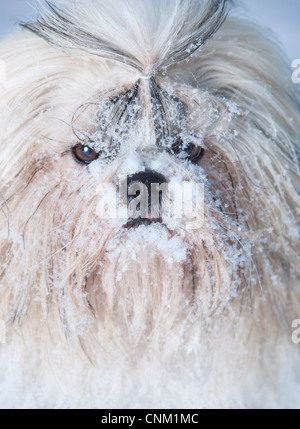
[0,0,299,409]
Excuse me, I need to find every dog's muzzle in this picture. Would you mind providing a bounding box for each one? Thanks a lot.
[124,169,167,229]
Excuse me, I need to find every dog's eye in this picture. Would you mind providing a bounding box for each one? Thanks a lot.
[171,138,204,163]
[184,143,204,162]
[72,144,99,164]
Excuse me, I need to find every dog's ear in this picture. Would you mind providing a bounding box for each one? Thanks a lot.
[21,0,230,75]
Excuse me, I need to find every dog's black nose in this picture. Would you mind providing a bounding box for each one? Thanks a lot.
[127,170,167,191]
[125,169,167,227]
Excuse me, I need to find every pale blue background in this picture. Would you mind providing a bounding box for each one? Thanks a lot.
[0,0,299,61]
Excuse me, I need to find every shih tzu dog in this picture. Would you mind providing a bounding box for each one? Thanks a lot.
[0,0,299,409]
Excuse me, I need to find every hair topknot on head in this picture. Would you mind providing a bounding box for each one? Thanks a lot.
[22,0,231,148]
[22,0,230,76]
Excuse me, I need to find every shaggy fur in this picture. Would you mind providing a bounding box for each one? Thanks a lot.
[0,0,299,408]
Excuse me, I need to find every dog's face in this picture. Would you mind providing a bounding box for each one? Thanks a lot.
[0,0,299,359]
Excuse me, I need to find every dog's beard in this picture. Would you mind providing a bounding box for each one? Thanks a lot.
[0,145,254,360]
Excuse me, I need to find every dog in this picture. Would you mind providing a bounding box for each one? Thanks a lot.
[0,0,299,409]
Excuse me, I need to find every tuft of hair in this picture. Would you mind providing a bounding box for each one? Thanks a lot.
[22,0,230,74]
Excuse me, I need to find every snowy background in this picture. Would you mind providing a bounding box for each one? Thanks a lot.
[0,0,299,62]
